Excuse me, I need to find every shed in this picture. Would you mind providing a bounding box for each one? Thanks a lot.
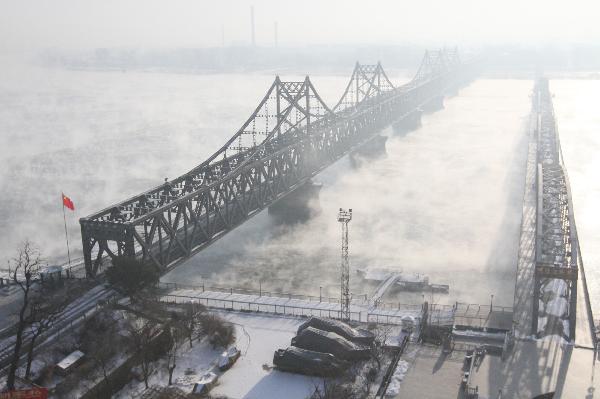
[56,350,85,375]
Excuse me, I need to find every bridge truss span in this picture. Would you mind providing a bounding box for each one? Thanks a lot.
[80,48,478,277]
[531,78,582,341]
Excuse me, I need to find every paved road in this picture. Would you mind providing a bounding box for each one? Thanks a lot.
[0,285,115,377]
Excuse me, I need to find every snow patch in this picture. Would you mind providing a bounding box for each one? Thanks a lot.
[385,360,410,397]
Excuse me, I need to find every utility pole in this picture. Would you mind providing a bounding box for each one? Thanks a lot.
[338,208,352,320]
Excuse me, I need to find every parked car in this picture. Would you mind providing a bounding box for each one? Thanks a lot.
[218,346,241,371]
[273,347,348,377]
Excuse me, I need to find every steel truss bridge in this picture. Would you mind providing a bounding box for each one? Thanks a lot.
[531,78,582,340]
[80,49,477,277]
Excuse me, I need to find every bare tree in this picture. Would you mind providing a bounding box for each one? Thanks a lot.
[166,326,183,386]
[172,303,201,348]
[310,378,356,399]
[370,325,393,372]
[81,311,119,395]
[6,241,43,390]
[89,330,115,396]
[24,288,76,378]
[128,319,157,389]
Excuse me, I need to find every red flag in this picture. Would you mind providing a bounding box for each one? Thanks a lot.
[62,193,75,211]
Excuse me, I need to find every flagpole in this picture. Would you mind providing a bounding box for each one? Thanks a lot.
[62,193,72,268]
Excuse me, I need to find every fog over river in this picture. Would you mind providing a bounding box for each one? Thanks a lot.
[1,64,598,310]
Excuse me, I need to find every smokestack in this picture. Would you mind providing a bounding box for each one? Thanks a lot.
[274,21,278,48]
[250,6,256,47]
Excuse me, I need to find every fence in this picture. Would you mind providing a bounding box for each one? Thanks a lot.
[158,282,512,328]
[366,313,418,326]
[157,281,345,304]
[158,281,430,311]
[160,293,363,323]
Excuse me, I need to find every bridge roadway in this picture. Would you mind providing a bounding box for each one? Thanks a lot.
[468,79,596,398]
[79,49,477,278]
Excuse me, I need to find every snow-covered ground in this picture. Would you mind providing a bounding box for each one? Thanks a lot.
[211,312,319,399]
[113,311,319,399]
[114,338,222,398]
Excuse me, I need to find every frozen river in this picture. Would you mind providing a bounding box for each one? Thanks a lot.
[1,63,598,310]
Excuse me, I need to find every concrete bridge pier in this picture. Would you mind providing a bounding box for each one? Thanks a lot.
[268,180,322,223]
[422,95,445,113]
[392,109,422,135]
[350,135,387,167]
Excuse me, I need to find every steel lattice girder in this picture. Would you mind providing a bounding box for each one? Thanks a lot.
[80,49,478,276]
[531,78,580,341]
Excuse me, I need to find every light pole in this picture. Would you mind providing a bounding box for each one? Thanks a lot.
[337,208,352,320]
[319,286,322,302]
[490,294,494,313]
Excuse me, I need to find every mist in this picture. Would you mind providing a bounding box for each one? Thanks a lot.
[2,1,600,311]
[2,0,600,53]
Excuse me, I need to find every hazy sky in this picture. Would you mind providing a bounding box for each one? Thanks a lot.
[2,0,600,52]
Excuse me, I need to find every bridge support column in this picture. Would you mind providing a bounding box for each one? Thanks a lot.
[268,180,322,223]
[350,135,387,167]
[422,96,444,113]
[392,109,422,136]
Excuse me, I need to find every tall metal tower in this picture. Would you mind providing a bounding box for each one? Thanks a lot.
[337,208,352,320]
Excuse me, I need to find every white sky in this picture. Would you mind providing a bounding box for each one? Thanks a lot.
[1,0,600,51]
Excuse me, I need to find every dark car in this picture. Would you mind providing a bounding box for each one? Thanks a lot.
[297,317,375,346]
[273,347,348,377]
[292,327,370,361]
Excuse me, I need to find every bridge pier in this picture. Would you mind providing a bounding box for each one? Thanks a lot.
[268,180,322,223]
[422,95,445,113]
[350,135,387,167]
[392,109,422,136]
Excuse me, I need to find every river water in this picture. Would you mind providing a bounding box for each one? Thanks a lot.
[1,64,597,310]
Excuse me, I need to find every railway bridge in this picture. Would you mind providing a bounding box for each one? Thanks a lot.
[80,49,478,277]
[529,78,594,342]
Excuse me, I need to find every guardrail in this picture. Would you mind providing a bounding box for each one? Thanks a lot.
[157,281,345,304]
[160,293,363,322]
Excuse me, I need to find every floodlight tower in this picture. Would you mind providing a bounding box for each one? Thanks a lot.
[337,208,352,320]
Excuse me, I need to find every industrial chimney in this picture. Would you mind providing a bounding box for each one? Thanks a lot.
[250,6,256,47]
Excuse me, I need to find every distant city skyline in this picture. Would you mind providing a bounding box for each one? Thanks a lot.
[2,0,600,54]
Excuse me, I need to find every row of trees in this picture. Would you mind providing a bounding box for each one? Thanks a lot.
[4,240,234,395]
[4,241,82,390]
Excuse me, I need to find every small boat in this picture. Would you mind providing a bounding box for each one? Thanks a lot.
[357,267,449,294]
